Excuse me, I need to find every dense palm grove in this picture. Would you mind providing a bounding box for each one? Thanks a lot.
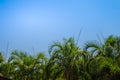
[0,35,120,80]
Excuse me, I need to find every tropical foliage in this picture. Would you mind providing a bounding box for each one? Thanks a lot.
[0,35,120,80]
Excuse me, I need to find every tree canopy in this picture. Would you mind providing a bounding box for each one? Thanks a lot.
[0,35,120,80]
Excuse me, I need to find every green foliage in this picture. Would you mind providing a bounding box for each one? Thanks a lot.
[0,35,120,80]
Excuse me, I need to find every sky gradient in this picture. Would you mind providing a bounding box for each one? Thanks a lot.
[0,0,120,56]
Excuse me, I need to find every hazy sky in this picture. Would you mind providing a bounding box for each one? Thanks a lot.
[0,0,120,55]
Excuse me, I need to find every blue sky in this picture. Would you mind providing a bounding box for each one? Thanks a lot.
[0,0,120,56]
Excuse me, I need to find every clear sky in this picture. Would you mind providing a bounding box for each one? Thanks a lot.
[0,0,120,56]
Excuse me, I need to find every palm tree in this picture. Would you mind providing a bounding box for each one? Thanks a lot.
[0,61,15,79]
[84,40,105,57]
[84,35,120,80]
[46,37,88,80]
[105,35,120,66]
[0,52,16,79]
[8,51,47,80]
[33,52,48,80]
[84,35,120,58]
